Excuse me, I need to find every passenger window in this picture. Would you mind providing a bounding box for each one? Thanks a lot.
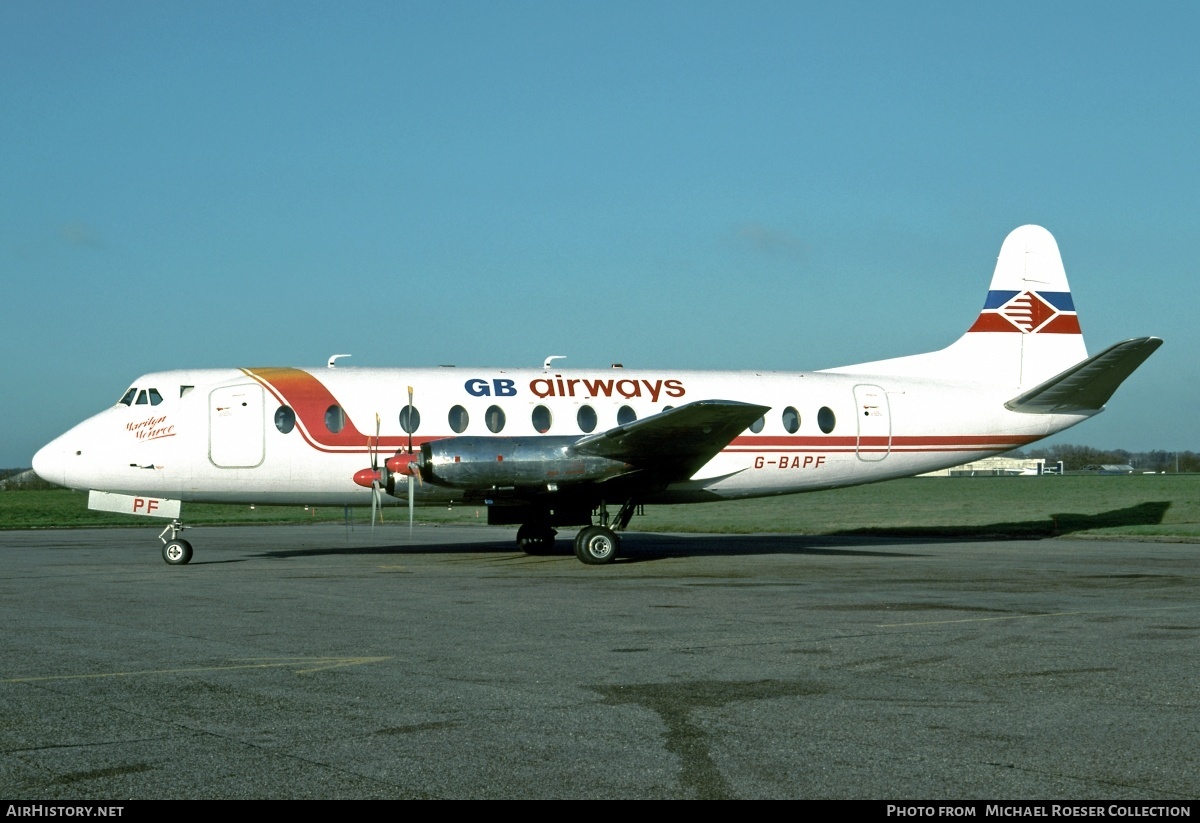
[448,405,469,433]
[275,406,296,434]
[617,406,637,425]
[136,390,148,405]
[577,405,597,433]
[148,388,163,406]
[486,405,506,433]
[532,405,551,433]
[325,405,345,434]
[782,407,800,434]
[749,416,765,433]
[399,405,420,433]
[818,406,836,433]
[119,388,136,406]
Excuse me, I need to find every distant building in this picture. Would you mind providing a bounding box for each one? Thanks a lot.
[921,457,1061,477]
[0,468,40,489]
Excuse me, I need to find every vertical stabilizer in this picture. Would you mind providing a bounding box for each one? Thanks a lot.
[824,225,1089,388]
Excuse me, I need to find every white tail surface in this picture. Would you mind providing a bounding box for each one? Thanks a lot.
[824,225,1088,389]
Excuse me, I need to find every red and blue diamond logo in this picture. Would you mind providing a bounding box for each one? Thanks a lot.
[968,290,1081,334]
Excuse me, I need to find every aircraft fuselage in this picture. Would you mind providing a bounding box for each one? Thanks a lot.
[33,364,1083,508]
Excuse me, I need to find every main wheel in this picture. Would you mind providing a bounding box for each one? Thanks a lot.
[516,523,557,555]
[573,526,619,565]
[162,539,193,565]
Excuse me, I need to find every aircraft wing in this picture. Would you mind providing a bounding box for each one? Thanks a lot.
[1005,337,1162,414]
[572,399,770,480]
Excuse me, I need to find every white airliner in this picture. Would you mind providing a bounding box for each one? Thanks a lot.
[32,226,1160,566]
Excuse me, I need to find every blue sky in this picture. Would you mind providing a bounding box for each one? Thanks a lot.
[3,1,1196,466]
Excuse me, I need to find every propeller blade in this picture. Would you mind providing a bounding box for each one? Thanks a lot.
[370,480,380,530]
[405,385,416,539]
[406,386,414,454]
[407,385,415,539]
[408,474,415,540]
[372,413,381,470]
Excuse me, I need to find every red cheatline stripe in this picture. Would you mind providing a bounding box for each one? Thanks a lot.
[729,434,1040,447]
[243,367,429,455]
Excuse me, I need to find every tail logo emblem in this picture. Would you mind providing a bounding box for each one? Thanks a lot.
[968,290,1081,335]
[1000,291,1056,332]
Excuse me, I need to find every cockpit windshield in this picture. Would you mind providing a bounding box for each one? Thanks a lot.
[118,387,164,407]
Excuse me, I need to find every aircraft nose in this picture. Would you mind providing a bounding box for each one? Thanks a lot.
[32,439,67,488]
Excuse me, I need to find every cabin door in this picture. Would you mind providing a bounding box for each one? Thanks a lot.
[209,384,266,468]
[854,384,891,462]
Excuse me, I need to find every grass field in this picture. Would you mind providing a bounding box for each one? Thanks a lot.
[2,475,1198,540]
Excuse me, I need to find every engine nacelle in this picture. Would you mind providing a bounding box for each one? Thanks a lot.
[418,436,631,488]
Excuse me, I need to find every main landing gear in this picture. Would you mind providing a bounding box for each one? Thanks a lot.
[573,525,619,565]
[516,523,557,555]
[159,519,192,565]
[515,498,638,566]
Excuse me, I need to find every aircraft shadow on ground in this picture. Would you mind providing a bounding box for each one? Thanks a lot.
[251,501,1171,564]
[618,534,931,562]
[252,534,931,563]
[831,500,1172,540]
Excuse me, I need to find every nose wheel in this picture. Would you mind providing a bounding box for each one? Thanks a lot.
[159,519,193,565]
[162,539,193,565]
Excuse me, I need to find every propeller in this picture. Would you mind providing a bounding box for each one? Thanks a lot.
[355,394,421,538]
[370,413,383,530]
[352,414,386,530]
[406,386,415,540]
[382,388,421,539]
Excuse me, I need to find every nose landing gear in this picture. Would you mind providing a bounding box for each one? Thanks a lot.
[159,519,193,565]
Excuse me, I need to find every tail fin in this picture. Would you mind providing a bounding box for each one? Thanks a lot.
[823,225,1088,388]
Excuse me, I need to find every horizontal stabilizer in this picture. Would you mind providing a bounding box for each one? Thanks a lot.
[1005,337,1162,414]
[574,399,769,480]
